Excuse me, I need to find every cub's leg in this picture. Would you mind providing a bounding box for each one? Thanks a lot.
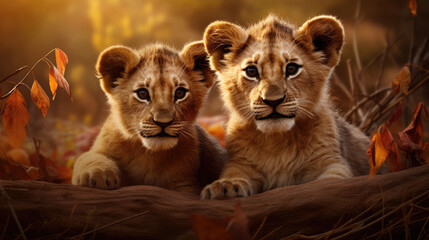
[201,162,263,199]
[314,161,353,181]
[72,152,121,189]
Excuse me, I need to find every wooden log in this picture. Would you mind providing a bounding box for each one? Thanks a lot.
[1,165,429,240]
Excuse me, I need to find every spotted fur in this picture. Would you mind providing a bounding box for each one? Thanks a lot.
[201,15,372,199]
[72,42,226,194]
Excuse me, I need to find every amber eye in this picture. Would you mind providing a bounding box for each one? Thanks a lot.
[285,63,302,77]
[135,88,150,101]
[175,87,188,101]
[243,66,259,79]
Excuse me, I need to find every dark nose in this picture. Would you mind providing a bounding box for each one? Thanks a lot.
[262,97,284,108]
[153,119,173,128]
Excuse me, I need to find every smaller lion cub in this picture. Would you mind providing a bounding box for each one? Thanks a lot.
[72,41,225,194]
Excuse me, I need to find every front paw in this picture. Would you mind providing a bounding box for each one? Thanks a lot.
[72,152,121,190]
[200,178,252,199]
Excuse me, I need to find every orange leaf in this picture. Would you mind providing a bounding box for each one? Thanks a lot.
[49,65,72,101]
[2,89,30,147]
[387,102,402,125]
[55,48,68,76]
[190,214,232,240]
[408,0,417,16]
[392,65,411,95]
[368,127,389,177]
[30,80,50,117]
[49,66,58,100]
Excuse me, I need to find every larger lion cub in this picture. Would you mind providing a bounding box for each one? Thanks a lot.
[72,42,225,194]
[201,15,372,199]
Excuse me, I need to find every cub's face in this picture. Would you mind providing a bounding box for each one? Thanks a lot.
[97,42,214,151]
[204,15,344,133]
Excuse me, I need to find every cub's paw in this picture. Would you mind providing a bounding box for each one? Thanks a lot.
[201,178,252,200]
[72,152,121,190]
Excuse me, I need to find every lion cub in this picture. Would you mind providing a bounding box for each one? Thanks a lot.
[201,15,371,199]
[72,41,225,194]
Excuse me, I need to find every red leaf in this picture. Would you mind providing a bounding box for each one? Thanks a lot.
[190,214,232,240]
[408,0,417,16]
[30,80,50,117]
[380,125,401,172]
[420,142,429,165]
[387,102,402,125]
[397,102,427,152]
[224,203,251,240]
[49,65,72,101]
[49,66,58,100]
[2,89,30,147]
[55,48,68,76]
[33,139,58,181]
[190,202,250,240]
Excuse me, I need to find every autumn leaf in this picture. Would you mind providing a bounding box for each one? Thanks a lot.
[2,89,30,148]
[55,48,68,76]
[380,125,401,172]
[408,0,417,16]
[190,214,233,240]
[49,65,72,101]
[387,102,402,125]
[190,202,250,240]
[30,80,50,117]
[392,65,411,95]
[49,66,58,100]
[397,102,427,152]
[368,128,389,177]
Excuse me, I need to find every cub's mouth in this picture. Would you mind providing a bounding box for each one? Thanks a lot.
[140,131,178,138]
[255,111,296,120]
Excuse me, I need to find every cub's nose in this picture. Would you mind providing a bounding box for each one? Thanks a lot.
[262,97,285,108]
[153,119,173,128]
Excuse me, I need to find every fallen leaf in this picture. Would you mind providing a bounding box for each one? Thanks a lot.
[408,0,417,16]
[392,65,411,95]
[2,89,30,147]
[49,67,58,100]
[397,102,427,152]
[387,102,402,125]
[30,80,50,117]
[55,48,68,76]
[190,214,232,240]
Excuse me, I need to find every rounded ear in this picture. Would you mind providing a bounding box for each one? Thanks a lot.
[181,41,215,88]
[203,21,248,71]
[96,45,140,93]
[297,16,344,68]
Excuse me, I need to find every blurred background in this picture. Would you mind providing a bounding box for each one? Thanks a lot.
[0,0,428,169]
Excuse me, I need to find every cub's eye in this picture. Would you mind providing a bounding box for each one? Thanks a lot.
[243,66,259,79]
[285,63,302,77]
[135,88,150,102]
[175,87,188,101]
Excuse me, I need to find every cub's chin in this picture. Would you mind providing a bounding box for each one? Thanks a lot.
[141,137,179,151]
[255,118,295,134]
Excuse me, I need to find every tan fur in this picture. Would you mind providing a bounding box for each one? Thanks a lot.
[72,42,226,194]
[201,15,371,199]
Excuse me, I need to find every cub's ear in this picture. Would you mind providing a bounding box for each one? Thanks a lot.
[297,16,344,68]
[96,45,140,93]
[204,21,248,71]
[181,41,215,88]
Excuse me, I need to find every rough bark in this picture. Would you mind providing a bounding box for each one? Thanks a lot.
[1,165,429,240]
